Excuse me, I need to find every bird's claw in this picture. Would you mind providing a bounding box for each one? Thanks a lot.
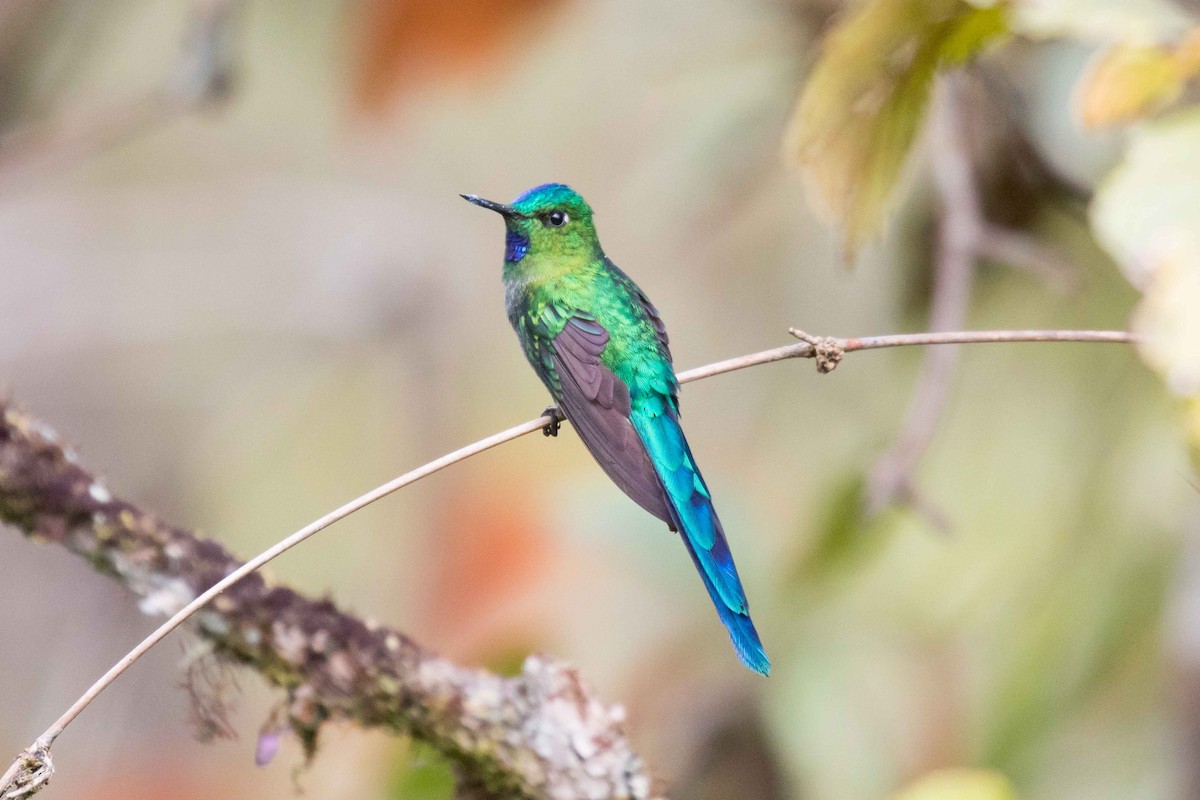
[541,406,564,437]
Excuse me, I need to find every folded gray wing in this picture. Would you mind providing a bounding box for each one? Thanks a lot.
[552,317,673,525]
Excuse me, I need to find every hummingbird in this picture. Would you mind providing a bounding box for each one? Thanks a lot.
[463,183,769,675]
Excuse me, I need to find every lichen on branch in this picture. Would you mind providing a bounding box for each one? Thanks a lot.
[0,401,656,800]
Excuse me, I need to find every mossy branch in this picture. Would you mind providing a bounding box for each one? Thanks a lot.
[0,401,656,800]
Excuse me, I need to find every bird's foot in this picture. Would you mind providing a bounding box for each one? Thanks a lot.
[541,405,564,437]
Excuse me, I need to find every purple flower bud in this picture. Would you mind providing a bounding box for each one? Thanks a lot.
[256,729,282,766]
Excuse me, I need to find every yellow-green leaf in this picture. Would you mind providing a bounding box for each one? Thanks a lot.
[1092,108,1200,395]
[785,0,1008,260]
[1186,395,1200,474]
[893,768,1019,800]
[1076,29,1200,128]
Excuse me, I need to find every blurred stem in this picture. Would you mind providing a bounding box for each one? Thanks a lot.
[0,0,238,192]
[864,71,1082,528]
[0,326,1136,798]
[977,225,1080,292]
[867,73,976,529]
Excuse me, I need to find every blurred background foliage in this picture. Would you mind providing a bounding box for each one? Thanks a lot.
[0,1,1198,798]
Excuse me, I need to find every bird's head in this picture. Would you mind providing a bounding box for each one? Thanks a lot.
[462,183,601,265]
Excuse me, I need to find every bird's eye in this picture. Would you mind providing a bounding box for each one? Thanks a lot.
[545,210,568,228]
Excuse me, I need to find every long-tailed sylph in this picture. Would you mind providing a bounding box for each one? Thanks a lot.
[463,183,769,675]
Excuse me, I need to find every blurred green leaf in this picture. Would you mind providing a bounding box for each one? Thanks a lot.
[785,0,1008,260]
[787,473,893,587]
[482,643,537,677]
[1188,396,1200,473]
[388,743,455,800]
[892,768,1018,800]
[980,538,1171,770]
[1091,108,1200,396]
[1009,0,1194,43]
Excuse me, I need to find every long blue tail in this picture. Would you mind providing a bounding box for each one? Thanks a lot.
[633,397,770,675]
[678,521,771,674]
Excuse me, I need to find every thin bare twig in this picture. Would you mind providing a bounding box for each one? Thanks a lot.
[0,326,1137,797]
[680,329,1134,383]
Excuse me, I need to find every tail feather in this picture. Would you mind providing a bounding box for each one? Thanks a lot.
[634,405,770,675]
[678,517,770,675]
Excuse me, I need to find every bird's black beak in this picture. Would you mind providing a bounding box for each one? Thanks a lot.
[461,194,520,219]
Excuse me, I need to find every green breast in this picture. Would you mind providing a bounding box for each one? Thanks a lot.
[509,261,675,404]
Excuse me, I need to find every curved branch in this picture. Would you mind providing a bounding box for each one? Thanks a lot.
[0,327,1137,798]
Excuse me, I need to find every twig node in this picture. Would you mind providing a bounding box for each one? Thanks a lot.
[3,745,53,799]
[788,328,845,374]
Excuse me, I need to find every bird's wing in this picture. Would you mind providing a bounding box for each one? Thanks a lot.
[547,307,768,673]
[605,259,672,359]
[549,315,674,524]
